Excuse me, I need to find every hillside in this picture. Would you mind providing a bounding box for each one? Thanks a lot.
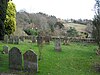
[64,23,87,32]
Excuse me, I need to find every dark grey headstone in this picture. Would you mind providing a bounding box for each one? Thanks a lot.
[55,38,61,52]
[20,36,25,42]
[37,35,43,45]
[9,47,22,71]
[31,36,36,43]
[3,45,9,54]
[23,50,38,73]
[44,35,50,44]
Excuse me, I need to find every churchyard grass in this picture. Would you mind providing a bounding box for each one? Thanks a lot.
[0,41,100,75]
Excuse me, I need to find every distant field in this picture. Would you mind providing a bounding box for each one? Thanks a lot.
[64,23,87,32]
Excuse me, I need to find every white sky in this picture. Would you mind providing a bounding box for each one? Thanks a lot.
[13,0,95,19]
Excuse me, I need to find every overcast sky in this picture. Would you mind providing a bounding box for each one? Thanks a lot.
[13,0,95,19]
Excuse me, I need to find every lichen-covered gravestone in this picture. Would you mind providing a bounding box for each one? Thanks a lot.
[9,47,22,71]
[55,38,61,52]
[23,50,38,73]
[2,45,9,54]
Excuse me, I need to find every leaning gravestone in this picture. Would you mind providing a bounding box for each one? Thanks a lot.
[2,45,9,54]
[9,47,22,71]
[55,37,61,52]
[23,50,38,73]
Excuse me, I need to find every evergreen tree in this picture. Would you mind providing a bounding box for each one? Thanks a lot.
[4,0,16,35]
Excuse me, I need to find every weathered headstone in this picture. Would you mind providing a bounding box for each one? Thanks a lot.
[9,35,14,44]
[4,35,8,43]
[14,36,19,44]
[9,47,22,71]
[2,45,9,54]
[32,36,36,43]
[20,36,25,42]
[44,35,50,44]
[23,50,38,73]
[37,35,43,46]
[55,37,61,52]
[37,35,43,60]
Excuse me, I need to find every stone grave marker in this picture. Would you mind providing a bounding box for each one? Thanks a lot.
[4,35,8,43]
[14,36,19,44]
[55,37,61,52]
[37,35,43,46]
[9,47,22,71]
[23,50,38,73]
[2,45,9,54]
[32,36,36,43]
[9,35,14,44]
[44,35,50,44]
[20,36,25,42]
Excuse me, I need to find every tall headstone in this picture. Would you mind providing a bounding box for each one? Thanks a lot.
[2,45,9,54]
[37,35,43,60]
[9,47,22,71]
[23,50,38,73]
[55,37,61,52]
[20,36,25,42]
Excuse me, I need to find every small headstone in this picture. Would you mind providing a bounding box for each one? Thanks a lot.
[4,35,8,43]
[20,36,25,42]
[9,35,14,44]
[2,45,9,54]
[44,35,50,44]
[9,47,22,71]
[37,35,43,46]
[14,36,19,44]
[32,36,36,43]
[55,38,61,52]
[23,50,38,73]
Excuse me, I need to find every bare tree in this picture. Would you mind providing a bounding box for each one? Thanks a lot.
[92,0,100,54]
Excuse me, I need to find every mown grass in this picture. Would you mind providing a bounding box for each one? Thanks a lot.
[0,41,100,75]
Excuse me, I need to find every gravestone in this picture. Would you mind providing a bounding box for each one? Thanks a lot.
[55,37,61,52]
[44,35,50,44]
[9,47,22,71]
[37,35,43,46]
[4,35,8,43]
[32,36,36,43]
[20,36,25,42]
[23,50,38,73]
[14,36,19,44]
[37,35,43,60]
[9,35,14,44]
[2,45,9,54]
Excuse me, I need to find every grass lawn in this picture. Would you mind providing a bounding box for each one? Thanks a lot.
[0,41,100,75]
